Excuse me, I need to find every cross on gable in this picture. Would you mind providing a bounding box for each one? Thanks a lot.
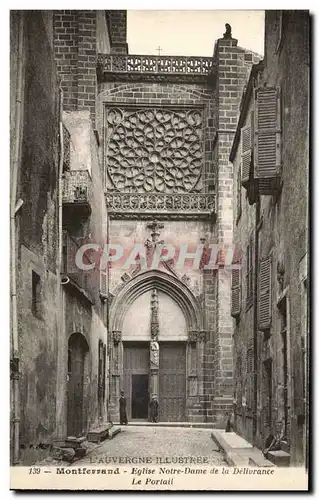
[157,46,162,56]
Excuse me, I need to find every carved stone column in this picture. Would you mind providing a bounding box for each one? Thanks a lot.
[149,289,159,400]
[197,331,207,398]
[110,331,122,421]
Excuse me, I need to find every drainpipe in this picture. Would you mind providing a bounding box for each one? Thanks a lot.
[55,88,65,437]
[10,11,25,465]
[253,196,261,441]
[58,90,64,279]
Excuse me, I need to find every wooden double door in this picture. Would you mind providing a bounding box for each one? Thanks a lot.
[123,342,186,422]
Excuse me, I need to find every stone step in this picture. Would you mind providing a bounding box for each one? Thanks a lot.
[123,422,217,428]
[87,423,113,444]
[65,436,87,448]
[248,450,274,467]
[108,426,121,439]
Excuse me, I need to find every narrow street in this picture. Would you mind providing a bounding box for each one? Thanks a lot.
[77,426,227,466]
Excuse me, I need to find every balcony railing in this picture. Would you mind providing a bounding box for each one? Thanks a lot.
[62,123,71,172]
[98,54,214,82]
[105,192,216,220]
[62,170,92,218]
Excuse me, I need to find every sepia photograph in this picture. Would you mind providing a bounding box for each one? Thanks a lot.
[9,8,310,491]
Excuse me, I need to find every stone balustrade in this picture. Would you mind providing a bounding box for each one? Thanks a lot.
[105,192,216,220]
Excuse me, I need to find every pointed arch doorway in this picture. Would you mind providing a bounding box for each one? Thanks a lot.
[109,270,204,423]
[67,333,89,437]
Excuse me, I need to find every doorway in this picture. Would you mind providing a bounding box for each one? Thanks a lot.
[132,374,149,419]
[67,333,89,437]
[159,343,186,422]
[123,343,149,421]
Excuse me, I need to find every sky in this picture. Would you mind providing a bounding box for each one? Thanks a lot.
[127,10,265,57]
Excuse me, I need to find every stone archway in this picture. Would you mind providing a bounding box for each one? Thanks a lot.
[109,270,206,423]
[67,332,89,437]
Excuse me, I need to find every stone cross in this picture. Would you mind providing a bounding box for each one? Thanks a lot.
[157,46,162,55]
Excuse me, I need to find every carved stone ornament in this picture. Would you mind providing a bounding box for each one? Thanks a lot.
[223,23,232,39]
[105,192,215,219]
[198,331,207,342]
[121,272,131,283]
[113,331,122,344]
[98,54,214,84]
[181,274,191,287]
[105,107,203,194]
[150,288,159,340]
[188,331,198,342]
[150,341,159,368]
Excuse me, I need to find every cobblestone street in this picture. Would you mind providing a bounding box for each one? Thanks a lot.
[77,426,227,466]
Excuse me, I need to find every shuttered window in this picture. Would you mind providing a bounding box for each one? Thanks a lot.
[254,87,281,194]
[246,237,254,308]
[231,268,241,318]
[258,256,272,330]
[241,124,252,186]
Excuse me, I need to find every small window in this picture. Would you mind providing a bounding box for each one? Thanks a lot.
[32,271,41,317]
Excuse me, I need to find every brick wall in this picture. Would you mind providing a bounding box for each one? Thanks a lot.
[53,10,97,125]
[211,36,261,422]
[107,10,128,54]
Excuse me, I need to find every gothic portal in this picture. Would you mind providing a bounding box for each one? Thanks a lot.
[109,269,206,423]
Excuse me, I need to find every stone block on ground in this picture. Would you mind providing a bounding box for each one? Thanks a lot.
[108,426,121,439]
[266,450,290,467]
[52,446,75,462]
[88,423,112,443]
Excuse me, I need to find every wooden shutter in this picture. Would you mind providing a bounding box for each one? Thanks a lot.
[258,256,272,330]
[254,87,281,194]
[241,124,252,185]
[100,266,108,299]
[231,268,241,318]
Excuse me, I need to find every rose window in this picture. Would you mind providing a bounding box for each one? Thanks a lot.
[105,107,203,193]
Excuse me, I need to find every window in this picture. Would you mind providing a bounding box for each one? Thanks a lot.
[31,271,41,317]
[254,87,282,195]
[258,255,272,330]
[231,267,241,318]
[246,237,253,309]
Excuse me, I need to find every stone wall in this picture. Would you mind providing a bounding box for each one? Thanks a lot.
[12,11,61,462]
[230,11,309,465]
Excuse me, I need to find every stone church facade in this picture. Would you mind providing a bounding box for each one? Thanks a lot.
[95,11,260,424]
[10,9,263,464]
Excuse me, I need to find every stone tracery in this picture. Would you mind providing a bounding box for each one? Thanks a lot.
[105,107,203,193]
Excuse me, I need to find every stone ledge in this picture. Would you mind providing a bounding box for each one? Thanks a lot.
[211,430,275,468]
